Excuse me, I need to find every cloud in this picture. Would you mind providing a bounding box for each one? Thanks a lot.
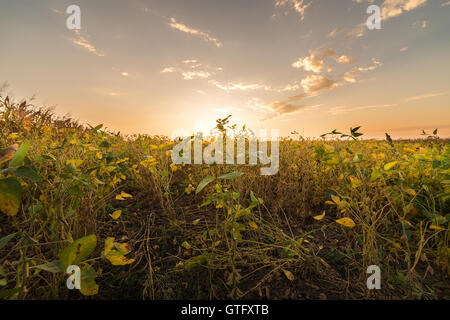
[161,67,176,73]
[301,75,337,93]
[343,58,382,83]
[250,56,382,121]
[169,18,222,47]
[70,30,105,57]
[336,0,429,41]
[329,104,396,115]
[291,48,337,73]
[121,72,129,77]
[248,97,320,121]
[413,20,428,28]
[336,55,358,65]
[381,0,428,20]
[209,81,269,91]
[160,60,222,82]
[405,91,448,101]
[400,47,408,52]
[182,71,211,80]
[292,54,324,73]
[275,0,312,21]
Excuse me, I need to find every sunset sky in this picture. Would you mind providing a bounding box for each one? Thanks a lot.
[1,0,449,138]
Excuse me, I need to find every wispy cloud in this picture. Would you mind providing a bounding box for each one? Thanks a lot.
[70,30,105,57]
[381,0,428,20]
[182,71,211,80]
[248,97,321,121]
[252,56,382,121]
[336,55,358,65]
[405,91,448,101]
[343,58,382,83]
[160,60,221,81]
[292,48,337,73]
[168,18,222,47]
[329,104,396,115]
[274,0,312,21]
[160,67,176,73]
[330,0,430,41]
[301,75,337,93]
[209,80,270,92]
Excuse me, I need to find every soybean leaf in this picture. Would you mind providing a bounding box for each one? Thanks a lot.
[34,260,64,273]
[0,233,16,250]
[9,140,30,168]
[217,171,243,180]
[13,166,42,182]
[80,264,99,296]
[0,287,23,299]
[0,178,22,216]
[196,175,215,194]
[59,234,97,270]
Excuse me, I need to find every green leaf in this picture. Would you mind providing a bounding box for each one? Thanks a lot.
[0,233,16,250]
[217,171,243,180]
[34,260,64,273]
[196,175,215,194]
[0,178,22,216]
[370,169,382,182]
[59,234,97,270]
[9,140,30,168]
[0,287,23,299]
[13,166,42,182]
[99,140,110,148]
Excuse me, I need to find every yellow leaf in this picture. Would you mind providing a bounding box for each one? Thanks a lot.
[120,191,132,198]
[110,210,122,220]
[192,218,201,225]
[104,237,115,256]
[313,211,326,221]
[248,221,259,230]
[79,264,99,296]
[349,176,361,188]
[181,241,191,250]
[105,250,135,266]
[96,152,103,159]
[331,195,340,205]
[429,225,444,231]
[282,269,295,281]
[115,194,124,200]
[336,217,356,228]
[384,161,398,171]
[405,188,416,196]
[115,242,131,255]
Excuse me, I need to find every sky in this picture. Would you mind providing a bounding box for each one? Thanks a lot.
[0,0,449,139]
